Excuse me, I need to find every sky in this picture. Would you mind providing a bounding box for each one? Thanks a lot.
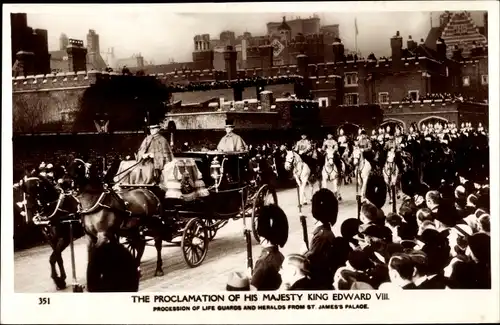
[11,4,487,65]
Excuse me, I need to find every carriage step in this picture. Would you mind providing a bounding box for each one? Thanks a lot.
[33,219,50,226]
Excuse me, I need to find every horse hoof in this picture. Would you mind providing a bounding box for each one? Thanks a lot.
[155,269,164,277]
[73,284,84,293]
[55,278,67,290]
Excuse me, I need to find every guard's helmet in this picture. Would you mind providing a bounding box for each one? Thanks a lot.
[364,174,387,209]
[312,188,339,225]
[401,170,419,197]
[257,204,289,247]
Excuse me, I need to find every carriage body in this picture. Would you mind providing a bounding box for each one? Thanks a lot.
[118,150,277,268]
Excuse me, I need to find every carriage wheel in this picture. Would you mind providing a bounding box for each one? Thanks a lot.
[181,218,209,268]
[205,219,218,241]
[122,236,146,264]
[251,185,278,242]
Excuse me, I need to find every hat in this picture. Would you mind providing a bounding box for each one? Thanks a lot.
[468,232,490,263]
[401,170,419,196]
[359,224,392,242]
[341,218,362,240]
[225,119,235,127]
[311,189,339,225]
[226,271,250,291]
[364,174,387,209]
[148,124,160,129]
[257,204,289,247]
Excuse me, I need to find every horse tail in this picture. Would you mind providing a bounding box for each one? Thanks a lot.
[87,241,139,292]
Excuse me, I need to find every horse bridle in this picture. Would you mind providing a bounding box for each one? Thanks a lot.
[74,158,91,179]
[18,176,74,225]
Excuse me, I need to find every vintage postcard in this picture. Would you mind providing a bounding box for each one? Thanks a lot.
[2,1,499,324]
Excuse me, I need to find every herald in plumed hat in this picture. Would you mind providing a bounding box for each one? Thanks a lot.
[256,204,289,247]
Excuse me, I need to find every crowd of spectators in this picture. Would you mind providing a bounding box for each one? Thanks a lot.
[226,173,491,291]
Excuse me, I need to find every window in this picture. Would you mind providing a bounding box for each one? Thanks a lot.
[455,24,468,35]
[408,90,419,101]
[462,76,470,87]
[344,93,359,105]
[344,72,358,86]
[378,92,389,104]
[318,97,329,107]
[481,75,488,85]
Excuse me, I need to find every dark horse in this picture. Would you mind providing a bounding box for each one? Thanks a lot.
[65,158,165,291]
[14,174,81,290]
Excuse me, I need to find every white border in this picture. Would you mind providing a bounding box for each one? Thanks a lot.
[2,2,499,324]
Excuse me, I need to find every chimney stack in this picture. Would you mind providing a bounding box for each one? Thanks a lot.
[436,37,447,61]
[391,31,403,69]
[407,35,417,52]
[332,38,345,63]
[66,39,87,72]
[15,51,35,76]
[258,45,273,70]
[452,45,463,61]
[224,45,237,80]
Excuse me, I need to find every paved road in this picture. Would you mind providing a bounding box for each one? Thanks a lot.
[14,183,398,293]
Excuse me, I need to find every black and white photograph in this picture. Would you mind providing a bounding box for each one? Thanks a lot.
[2,2,499,324]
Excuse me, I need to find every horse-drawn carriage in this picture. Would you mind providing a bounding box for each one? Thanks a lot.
[114,150,278,269]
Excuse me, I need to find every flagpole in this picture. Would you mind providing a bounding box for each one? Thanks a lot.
[354,18,358,55]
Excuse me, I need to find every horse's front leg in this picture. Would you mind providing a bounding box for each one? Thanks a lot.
[52,235,70,290]
[321,171,328,190]
[154,234,164,277]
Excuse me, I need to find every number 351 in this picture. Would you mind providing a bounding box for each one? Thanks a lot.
[38,297,51,305]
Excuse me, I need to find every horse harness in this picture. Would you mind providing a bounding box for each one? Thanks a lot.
[23,177,78,226]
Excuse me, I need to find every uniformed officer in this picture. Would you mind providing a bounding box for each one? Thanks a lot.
[137,123,174,182]
[338,128,348,157]
[294,133,313,156]
[357,129,372,151]
[384,125,392,141]
[294,133,313,168]
[394,127,404,150]
[306,189,339,289]
[322,132,338,152]
[251,204,289,291]
[217,119,248,152]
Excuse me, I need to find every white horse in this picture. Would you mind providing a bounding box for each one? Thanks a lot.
[322,148,345,201]
[284,150,318,205]
[352,147,371,202]
[383,148,400,205]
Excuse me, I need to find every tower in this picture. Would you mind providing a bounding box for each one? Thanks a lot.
[66,39,87,72]
[192,34,214,70]
[59,33,69,50]
[86,29,100,53]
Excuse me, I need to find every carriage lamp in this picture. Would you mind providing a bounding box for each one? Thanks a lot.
[210,157,222,192]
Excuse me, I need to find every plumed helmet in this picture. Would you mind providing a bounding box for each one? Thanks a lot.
[257,204,289,247]
[364,174,387,209]
[311,188,339,225]
[400,170,419,196]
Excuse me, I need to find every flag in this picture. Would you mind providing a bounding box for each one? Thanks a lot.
[355,18,359,36]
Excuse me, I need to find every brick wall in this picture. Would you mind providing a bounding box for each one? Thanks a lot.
[373,71,424,103]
